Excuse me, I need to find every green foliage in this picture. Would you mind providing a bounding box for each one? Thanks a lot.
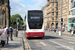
[24,15,26,21]
[11,14,23,27]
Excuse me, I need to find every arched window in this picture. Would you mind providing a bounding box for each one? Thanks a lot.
[0,0,4,4]
[2,0,4,4]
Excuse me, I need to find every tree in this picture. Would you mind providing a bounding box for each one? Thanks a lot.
[24,15,26,21]
[11,14,23,28]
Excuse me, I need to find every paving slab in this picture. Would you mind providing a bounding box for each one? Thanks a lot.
[0,32,24,50]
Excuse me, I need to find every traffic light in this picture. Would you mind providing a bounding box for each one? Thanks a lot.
[61,18,63,25]
[17,18,20,25]
[17,18,20,22]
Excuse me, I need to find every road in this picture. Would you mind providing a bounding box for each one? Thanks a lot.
[20,30,75,50]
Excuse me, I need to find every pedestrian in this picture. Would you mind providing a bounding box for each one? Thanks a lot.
[0,26,2,46]
[54,29,56,32]
[72,29,75,36]
[71,29,73,35]
[57,29,58,32]
[0,26,2,29]
[70,29,72,34]
[49,28,50,32]
[9,26,13,41]
[4,26,9,44]
[0,26,8,47]
[49,28,51,31]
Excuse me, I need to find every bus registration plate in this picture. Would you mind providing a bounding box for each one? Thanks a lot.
[34,36,38,37]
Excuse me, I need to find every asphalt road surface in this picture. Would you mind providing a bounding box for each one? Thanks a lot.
[20,31,75,50]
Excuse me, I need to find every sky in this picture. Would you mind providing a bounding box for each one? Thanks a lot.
[10,0,47,20]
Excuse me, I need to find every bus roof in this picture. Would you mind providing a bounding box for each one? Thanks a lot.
[28,10,42,12]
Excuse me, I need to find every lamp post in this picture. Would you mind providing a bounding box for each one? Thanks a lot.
[59,0,62,36]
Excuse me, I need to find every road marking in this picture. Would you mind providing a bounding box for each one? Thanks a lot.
[40,42,47,46]
[49,40,72,50]
[24,39,28,50]
[24,37,31,50]
[69,42,75,44]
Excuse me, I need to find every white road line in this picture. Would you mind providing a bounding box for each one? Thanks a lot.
[69,42,75,44]
[40,42,47,46]
[62,38,75,42]
[49,40,72,50]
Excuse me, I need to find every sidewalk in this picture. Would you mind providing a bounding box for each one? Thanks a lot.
[0,32,24,50]
[46,30,75,40]
[47,30,73,35]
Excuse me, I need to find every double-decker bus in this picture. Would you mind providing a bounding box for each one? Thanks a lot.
[26,10,44,38]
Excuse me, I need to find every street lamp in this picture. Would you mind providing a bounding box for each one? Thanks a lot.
[59,0,62,36]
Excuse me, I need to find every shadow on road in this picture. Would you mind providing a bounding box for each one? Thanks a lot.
[3,43,21,48]
[27,35,62,40]
[44,35,62,39]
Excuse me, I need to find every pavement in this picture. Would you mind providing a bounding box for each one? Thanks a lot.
[46,30,75,40]
[0,30,75,50]
[0,31,24,50]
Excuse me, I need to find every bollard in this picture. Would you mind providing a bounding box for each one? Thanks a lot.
[14,28,18,37]
[59,31,62,36]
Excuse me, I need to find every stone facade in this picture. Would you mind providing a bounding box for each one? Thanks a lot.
[42,4,47,29]
[0,0,10,27]
[46,0,58,30]
[58,0,69,31]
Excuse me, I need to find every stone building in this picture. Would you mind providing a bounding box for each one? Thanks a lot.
[42,0,75,31]
[42,4,47,29]
[68,0,75,31]
[58,0,69,31]
[47,0,58,30]
[0,0,10,27]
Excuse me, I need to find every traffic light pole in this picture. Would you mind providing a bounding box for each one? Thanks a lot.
[17,18,20,32]
[59,0,62,36]
[17,25,18,31]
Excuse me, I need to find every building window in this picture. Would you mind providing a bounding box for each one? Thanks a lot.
[69,11,70,15]
[72,9,75,15]
[52,12,54,15]
[56,8,58,10]
[56,3,58,6]
[52,3,54,6]
[0,0,4,4]
[5,0,8,3]
[56,12,58,15]
[52,17,54,20]
[56,16,58,20]
[71,1,75,8]
[2,0,4,4]
[52,9,54,11]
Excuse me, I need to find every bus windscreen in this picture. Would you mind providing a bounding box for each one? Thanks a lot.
[28,11,43,29]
